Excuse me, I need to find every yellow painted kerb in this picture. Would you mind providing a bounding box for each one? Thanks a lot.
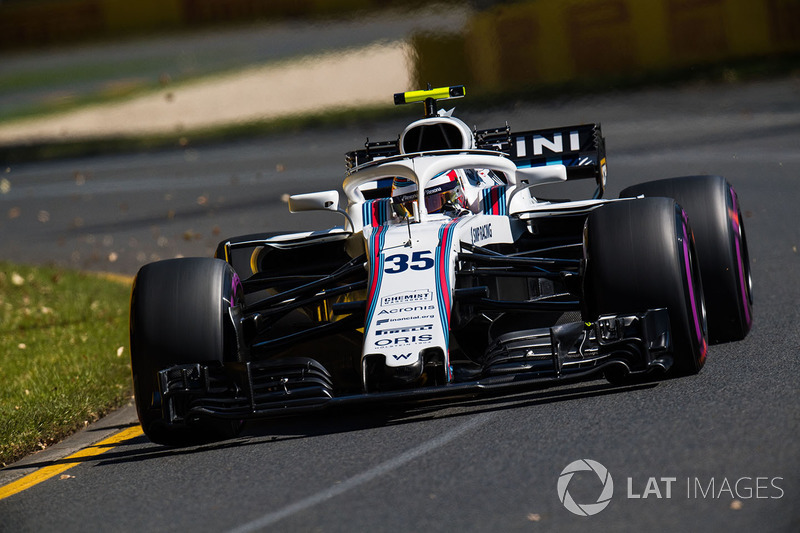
[0,425,144,501]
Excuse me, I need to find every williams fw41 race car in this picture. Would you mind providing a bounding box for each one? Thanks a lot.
[130,86,753,445]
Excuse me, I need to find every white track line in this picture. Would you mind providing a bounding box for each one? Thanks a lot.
[227,412,493,533]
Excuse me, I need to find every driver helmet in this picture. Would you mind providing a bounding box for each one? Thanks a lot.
[391,170,467,217]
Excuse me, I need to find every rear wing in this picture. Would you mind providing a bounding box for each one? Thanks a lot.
[345,122,607,198]
[476,123,607,198]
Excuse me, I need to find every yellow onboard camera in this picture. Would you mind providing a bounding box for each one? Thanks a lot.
[393,85,466,117]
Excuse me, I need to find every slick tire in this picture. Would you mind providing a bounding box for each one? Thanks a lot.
[584,197,708,377]
[130,257,243,446]
[620,176,752,343]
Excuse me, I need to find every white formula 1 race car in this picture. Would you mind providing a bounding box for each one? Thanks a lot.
[130,86,752,445]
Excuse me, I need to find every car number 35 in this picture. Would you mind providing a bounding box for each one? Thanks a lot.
[384,251,435,273]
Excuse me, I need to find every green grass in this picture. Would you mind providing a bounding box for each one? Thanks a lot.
[0,263,133,467]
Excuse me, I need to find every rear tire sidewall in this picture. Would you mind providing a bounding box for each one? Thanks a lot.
[130,257,243,445]
[584,198,708,376]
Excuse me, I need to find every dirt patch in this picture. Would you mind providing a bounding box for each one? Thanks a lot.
[0,42,411,144]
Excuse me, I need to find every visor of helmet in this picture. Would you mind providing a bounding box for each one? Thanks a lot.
[424,179,464,214]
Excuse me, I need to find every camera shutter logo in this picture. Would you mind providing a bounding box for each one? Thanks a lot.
[557,459,614,516]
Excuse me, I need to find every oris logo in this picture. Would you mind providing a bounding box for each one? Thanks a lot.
[374,334,433,347]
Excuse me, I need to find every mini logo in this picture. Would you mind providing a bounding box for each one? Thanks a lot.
[557,459,614,516]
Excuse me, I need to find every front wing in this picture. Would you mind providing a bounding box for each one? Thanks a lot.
[154,308,672,427]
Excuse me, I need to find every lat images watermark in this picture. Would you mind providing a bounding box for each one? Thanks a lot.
[557,459,614,516]
[557,460,785,517]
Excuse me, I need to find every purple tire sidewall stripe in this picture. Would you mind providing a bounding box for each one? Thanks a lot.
[231,272,241,302]
[730,186,752,327]
[681,211,707,361]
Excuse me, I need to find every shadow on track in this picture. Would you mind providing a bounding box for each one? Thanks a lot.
[6,378,657,473]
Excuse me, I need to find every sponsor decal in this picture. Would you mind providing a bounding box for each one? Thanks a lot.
[471,223,493,244]
[374,334,433,349]
[377,304,435,315]
[376,314,435,325]
[391,352,413,360]
[381,289,432,306]
[516,130,581,157]
[376,324,433,336]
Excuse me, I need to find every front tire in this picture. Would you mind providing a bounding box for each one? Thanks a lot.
[620,176,752,343]
[584,198,708,377]
[130,257,243,445]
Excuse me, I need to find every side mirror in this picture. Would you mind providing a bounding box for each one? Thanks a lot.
[288,190,340,212]
[288,190,354,232]
[508,164,569,214]
[515,165,567,186]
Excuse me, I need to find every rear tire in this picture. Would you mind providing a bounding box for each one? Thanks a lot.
[130,257,243,445]
[584,198,708,377]
[620,176,752,343]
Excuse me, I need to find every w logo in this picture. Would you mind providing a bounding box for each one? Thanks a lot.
[557,459,614,516]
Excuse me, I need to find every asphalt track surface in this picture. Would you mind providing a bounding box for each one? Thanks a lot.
[1,78,799,532]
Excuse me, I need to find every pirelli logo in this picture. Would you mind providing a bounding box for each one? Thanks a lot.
[376,324,434,336]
